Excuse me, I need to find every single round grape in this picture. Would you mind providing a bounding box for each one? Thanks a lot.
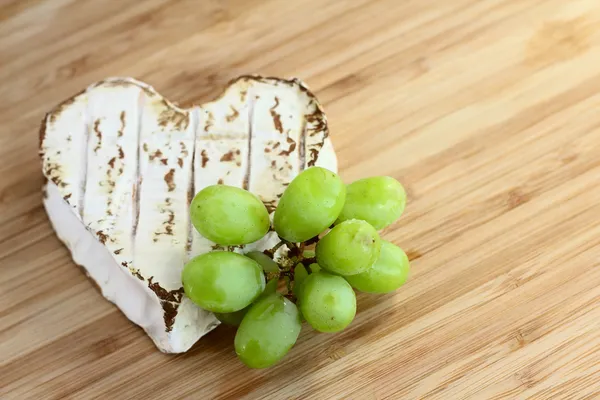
[182,252,265,313]
[245,251,279,273]
[215,278,279,326]
[299,271,356,333]
[274,167,346,242]
[235,293,302,368]
[345,241,410,293]
[190,185,270,245]
[316,219,381,276]
[336,176,406,230]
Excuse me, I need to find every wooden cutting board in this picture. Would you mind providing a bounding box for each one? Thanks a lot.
[1,0,600,399]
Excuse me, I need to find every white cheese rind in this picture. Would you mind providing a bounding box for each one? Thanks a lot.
[40,76,337,353]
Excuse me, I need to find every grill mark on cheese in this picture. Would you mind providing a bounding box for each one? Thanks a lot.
[157,99,189,130]
[164,169,175,191]
[270,97,283,133]
[132,91,144,239]
[186,107,201,258]
[132,270,144,281]
[304,97,329,167]
[278,135,297,156]
[118,111,126,137]
[225,105,239,122]
[220,151,234,162]
[200,150,209,167]
[78,98,92,219]
[93,119,102,153]
[204,111,214,131]
[149,149,163,161]
[147,277,186,332]
[243,95,255,191]
[299,116,307,172]
[97,230,109,244]
[153,209,175,241]
[180,142,189,157]
[162,302,177,332]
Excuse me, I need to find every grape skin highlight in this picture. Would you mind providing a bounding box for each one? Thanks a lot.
[190,185,270,245]
[182,252,265,313]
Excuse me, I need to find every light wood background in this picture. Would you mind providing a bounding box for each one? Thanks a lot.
[2,0,600,399]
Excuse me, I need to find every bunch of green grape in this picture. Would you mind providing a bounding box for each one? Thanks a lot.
[182,167,410,368]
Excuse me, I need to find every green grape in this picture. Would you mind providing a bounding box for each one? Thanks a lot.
[316,219,381,276]
[245,251,279,273]
[345,241,410,293]
[299,271,356,333]
[215,278,279,326]
[235,293,302,368]
[336,176,406,230]
[274,167,346,242]
[190,185,270,245]
[293,264,309,297]
[182,251,265,313]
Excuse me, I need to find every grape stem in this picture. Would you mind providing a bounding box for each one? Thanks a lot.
[264,240,285,258]
[261,236,321,303]
[302,257,316,264]
[285,276,293,293]
[304,235,320,246]
[279,237,296,250]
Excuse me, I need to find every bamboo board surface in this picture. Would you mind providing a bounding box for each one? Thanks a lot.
[1,0,600,399]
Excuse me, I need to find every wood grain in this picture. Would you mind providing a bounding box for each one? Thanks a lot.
[1,0,600,399]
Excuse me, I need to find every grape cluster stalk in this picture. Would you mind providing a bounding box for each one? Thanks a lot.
[182,167,410,368]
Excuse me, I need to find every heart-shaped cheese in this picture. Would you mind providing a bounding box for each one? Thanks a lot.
[40,76,337,353]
